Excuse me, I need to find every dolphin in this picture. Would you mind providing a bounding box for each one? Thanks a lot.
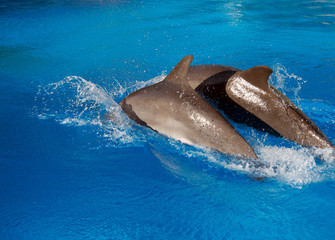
[188,66,279,135]
[119,56,257,159]
[187,64,334,149]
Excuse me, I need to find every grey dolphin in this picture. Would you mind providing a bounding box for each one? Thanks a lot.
[188,66,278,134]
[119,56,257,159]
[188,64,334,149]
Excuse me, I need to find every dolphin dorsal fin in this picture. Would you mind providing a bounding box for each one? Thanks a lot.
[239,66,273,91]
[164,55,194,84]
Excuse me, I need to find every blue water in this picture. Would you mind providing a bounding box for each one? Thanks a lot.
[1,0,335,239]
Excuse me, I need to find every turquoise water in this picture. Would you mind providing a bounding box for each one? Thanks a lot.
[1,0,335,239]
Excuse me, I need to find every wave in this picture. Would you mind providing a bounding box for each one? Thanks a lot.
[34,65,335,188]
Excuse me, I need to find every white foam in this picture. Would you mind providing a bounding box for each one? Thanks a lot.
[176,143,335,188]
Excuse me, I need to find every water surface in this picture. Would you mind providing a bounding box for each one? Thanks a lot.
[1,0,335,239]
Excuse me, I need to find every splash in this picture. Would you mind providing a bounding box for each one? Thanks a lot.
[36,76,142,146]
[271,63,306,105]
[146,131,334,188]
[166,139,335,188]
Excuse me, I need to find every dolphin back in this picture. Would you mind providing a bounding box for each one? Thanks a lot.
[119,56,258,159]
[226,66,334,149]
